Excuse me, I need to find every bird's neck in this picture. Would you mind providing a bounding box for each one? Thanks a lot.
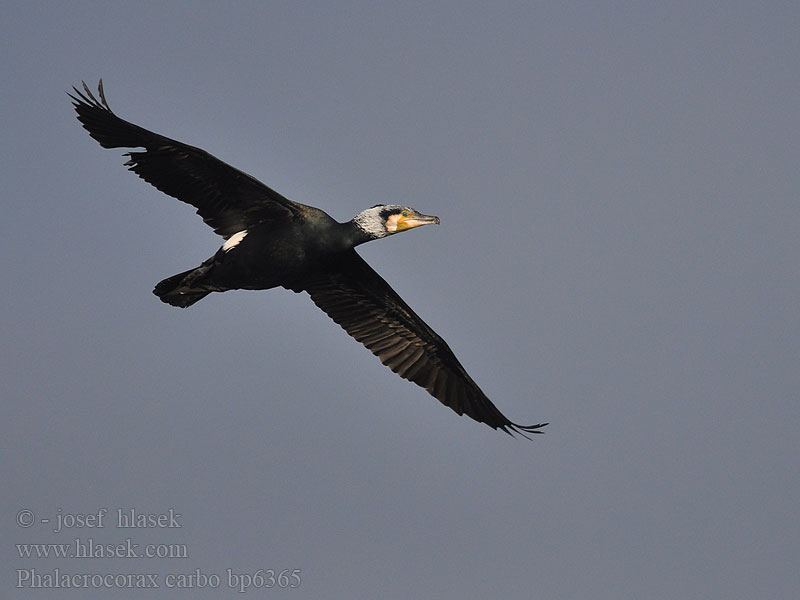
[340,219,380,248]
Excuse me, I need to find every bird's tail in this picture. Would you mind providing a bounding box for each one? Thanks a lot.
[153,263,214,308]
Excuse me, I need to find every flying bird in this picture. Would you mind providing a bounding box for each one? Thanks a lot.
[70,80,547,438]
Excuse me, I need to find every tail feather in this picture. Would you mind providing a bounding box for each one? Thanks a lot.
[153,266,213,308]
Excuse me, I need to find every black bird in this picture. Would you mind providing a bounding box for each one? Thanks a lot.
[70,80,547,438]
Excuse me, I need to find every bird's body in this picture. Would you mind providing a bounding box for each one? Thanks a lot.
[70,80,547,438]
[155,208,357,306]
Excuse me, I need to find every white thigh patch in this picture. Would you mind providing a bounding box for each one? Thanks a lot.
[221,230,248,252]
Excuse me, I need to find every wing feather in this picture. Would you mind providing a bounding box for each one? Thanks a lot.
[303,251,547,437]
[69,80,306,238]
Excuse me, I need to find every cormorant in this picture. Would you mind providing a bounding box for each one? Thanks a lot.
[70,80,547,438]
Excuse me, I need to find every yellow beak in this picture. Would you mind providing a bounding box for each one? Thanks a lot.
[397,212,440,231]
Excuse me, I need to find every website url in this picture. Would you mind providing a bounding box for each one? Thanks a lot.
[16,538,188,559]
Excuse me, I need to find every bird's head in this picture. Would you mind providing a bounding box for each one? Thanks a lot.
[353,205,440,240]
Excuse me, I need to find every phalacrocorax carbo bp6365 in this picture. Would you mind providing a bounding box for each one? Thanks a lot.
[70,80,547,438]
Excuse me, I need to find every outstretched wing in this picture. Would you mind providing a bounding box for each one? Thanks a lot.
[303,250,547,438]
[69,80,307,238]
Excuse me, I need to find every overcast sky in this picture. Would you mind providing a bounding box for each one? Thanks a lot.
[2,2,798,598]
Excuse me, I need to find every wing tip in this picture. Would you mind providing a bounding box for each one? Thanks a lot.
[68,79,110,111]
[502,421,549,440]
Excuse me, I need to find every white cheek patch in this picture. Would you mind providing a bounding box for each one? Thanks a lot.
[221,230,248,252]
[385,214,401,233]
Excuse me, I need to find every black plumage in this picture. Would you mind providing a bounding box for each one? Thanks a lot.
[70,80,547,438]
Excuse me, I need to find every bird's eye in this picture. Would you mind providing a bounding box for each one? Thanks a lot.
[401,211,408,217]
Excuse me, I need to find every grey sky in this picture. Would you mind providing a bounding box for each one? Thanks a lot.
[3,2,798,598]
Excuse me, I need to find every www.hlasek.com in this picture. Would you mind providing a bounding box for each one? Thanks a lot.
[16,568,302,591]
[17,537,188,559]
